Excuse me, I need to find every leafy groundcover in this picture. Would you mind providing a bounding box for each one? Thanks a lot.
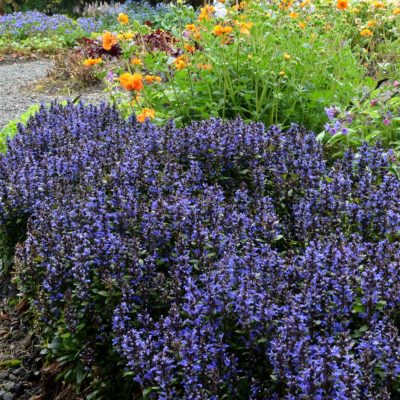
[1,102,400,399]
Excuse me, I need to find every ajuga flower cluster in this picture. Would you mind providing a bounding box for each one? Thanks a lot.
[2,103,400,399]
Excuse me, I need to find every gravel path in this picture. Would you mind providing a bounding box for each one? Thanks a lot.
[0,59,108,130]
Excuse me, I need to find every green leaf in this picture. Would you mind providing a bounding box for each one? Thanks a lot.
[76,364,87,385]
[352,301,366,313]
[143,387,159,398]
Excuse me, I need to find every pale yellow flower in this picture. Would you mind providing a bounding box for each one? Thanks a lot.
[117,13,129,25]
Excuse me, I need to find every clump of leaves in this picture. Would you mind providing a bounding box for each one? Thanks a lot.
[49,49,100,87]
[135,29,179,56]
[319,79,400,158]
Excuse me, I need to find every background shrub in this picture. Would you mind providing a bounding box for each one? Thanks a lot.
[0,10,101,55]
[2,103,400,398]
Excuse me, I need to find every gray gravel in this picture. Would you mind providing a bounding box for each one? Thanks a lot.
[0,59,108,130]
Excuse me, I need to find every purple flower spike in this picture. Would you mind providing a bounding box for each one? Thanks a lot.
[1,103,400,398]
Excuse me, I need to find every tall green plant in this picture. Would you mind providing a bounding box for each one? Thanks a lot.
[106,0,367,132]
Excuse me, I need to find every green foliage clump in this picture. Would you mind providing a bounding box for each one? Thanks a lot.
[319,79,400,159]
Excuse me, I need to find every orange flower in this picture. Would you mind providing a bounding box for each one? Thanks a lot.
[197,63,212,70]
[289,12,299,18]
[336,0,348,10]
[102,31,117,51]
[373,1,385,8]
[137,108,155,123]
[394,8,400,15]
[174,55,189,70]
[367,20,377,27]
[117,13,129,25]
[360,28,373,37]
[213,25,223,36]
[279,0,293,10]
[213,25,232,36]
[120,72,143,91]
[186,24,197,31]
[175,59,186,70]
[131,57,142,66]
[83,57,102,67]
[298,21,306,29]
[233,1,246,10]
[144,75,162,84]
[184,43,196,53]
[198,5,215,21]
[224,26,233,35]
[239,21,253,35]
[300,0,309,7]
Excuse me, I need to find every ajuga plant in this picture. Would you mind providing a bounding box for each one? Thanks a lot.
[2,102,400,399]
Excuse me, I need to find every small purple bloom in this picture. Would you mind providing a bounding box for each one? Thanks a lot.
[325,106,338,120]
[105,70,117,83]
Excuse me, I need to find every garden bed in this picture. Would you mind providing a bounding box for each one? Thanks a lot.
[0,0,399,399]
